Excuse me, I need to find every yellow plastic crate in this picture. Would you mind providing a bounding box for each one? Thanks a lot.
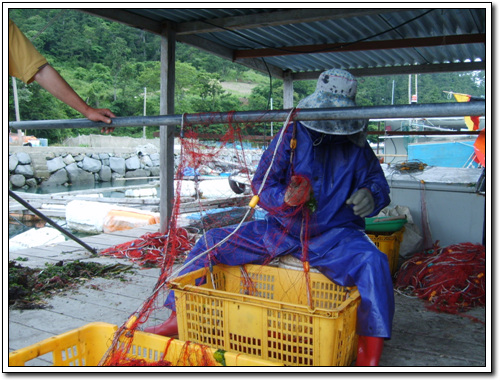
[367,228,404,275]
[8,322,282,367]
[171,264,360,366]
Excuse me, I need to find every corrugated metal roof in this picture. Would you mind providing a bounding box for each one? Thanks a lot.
[83,7,487,78]
[131,8,280,24]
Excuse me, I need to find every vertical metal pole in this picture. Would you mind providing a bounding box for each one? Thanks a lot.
[143,87,147,139]
[12,77,23,145]
[159,23,176,234]
[270,97,273,136]
[12,77,21,122]
[408,74,412,104]
[415,74,418,103]
[391,80,395,105]
[282,70,294,141]
[377,121,381,154]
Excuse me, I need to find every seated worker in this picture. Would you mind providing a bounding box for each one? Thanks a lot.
[145,69,395,366]
[9,19,115,131]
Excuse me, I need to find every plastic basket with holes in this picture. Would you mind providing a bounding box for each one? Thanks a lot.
[367,228,405,275]
[171,264,360,366]
[8,322,282,367]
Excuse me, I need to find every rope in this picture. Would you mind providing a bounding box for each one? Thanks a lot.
[300,214,313,310]
[256,108,297,196]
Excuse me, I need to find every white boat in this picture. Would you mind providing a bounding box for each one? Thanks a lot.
[9,227,66,252]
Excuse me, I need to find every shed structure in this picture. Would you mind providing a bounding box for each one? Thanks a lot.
[22,7,489,232]
[81,7,488,232]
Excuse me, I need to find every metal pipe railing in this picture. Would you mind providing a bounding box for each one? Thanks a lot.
[8,102,486,130]
[9,100,486,235]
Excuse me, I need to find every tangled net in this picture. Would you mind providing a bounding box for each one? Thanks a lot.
[103,338,221,366]
[395,242,486,321]
[95,112,289,366]
[99,229,194,268]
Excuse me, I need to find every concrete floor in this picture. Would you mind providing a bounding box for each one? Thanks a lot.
[6,225,489,371]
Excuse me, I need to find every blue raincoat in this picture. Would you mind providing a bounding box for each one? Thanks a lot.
[165,122,395,338]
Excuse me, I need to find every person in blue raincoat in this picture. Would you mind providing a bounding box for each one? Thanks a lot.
[145,69,394,366]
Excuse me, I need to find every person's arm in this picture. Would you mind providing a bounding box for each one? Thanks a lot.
[9,19,115,132]
[251,125,294,212]
[347,143,390,217]
[33,64,115,131]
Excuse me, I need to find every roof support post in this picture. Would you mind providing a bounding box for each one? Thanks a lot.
[283,70,294,109]
[159,23,176,234]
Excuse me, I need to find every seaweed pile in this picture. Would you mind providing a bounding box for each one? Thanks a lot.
[8,259,133,309]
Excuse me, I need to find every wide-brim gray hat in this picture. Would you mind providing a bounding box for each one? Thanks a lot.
[297,69,368,145]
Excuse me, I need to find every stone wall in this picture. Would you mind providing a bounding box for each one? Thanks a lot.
[8,144,161,190]
[8,143,264,190]
[9,151,38,189]
[62,134,161,149]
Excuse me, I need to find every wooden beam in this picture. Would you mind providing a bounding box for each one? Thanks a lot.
[234,34,486,59]
[352,62,486,77]
[177,34,235,61]
[83,8,407,36]
[236,58,285,79]
[292,61,486,80]
[79,9,164,34]
[177,35,285,78]
[82,9,485,80]
[175,8,405,35]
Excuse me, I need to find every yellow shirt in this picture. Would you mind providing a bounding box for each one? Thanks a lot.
[9,19,48,84]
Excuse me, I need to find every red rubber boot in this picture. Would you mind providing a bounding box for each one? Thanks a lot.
[355,336,384,366]
[144,312,178,337]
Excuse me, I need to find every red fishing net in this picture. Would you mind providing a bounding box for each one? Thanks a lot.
[96,111,307,366]
[395,242,486,320]
[99,230,193,268]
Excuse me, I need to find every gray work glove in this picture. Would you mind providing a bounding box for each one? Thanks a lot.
[346,188,374,218]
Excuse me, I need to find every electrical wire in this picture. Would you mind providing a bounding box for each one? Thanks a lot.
[201,9,435,55]
[262,58,273,111]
